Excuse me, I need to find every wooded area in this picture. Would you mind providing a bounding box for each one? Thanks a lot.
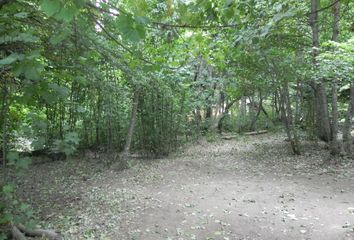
[0,0,353,239]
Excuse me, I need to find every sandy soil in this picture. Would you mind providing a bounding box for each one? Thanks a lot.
[14,133,354,240]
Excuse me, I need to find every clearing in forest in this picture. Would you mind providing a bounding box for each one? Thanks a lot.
[15,134,354,240]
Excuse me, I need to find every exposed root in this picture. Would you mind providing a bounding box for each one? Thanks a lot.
[244,130,268,135]
[11,225,26,240]
[11,224,61,240]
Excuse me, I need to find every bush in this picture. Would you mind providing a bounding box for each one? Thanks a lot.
[221,109,276,133]
[0,153,35,239]
[205,131,218,142]
[51,131,80,159]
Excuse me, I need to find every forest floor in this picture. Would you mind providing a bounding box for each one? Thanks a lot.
[13,133,354,240]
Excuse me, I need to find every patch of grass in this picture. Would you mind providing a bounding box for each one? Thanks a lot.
[205,131,218,142]
[127,159,138,168]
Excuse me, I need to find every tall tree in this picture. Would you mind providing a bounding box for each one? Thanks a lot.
[310,0,331,142]
[330,0,341,155]
[121,87,140,164]
[343,83,354,155]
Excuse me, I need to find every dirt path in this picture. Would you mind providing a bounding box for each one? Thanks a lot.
[16,134,354,239]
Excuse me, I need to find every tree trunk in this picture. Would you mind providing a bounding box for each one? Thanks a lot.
[310,0,331,142]
[280,80,300,155]
[330,0,341,155]
[240,96,247,117]
[310,0,320,66]
[1,84,9,171]
[314,83,331,142]
[250,96,263,131]
[205,67,215,120]
[122,88,139,162]
[294,80,301,125]
[343,83,354,154]
[215,98,238,132]
[205,106,212,119]
[248,95,256,130]
[219,91,225,114]
[95,89,102,146]
[274,90,281,120]
[59,102,64,139]
[195,107,202,124]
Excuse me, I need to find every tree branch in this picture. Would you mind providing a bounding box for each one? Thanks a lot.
[90,15,155,66]
[152,22,237,29]
[11,225,26,240]
[17,224,61,240]
[303,0,341,16]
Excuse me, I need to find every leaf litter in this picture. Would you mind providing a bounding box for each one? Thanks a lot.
[10,133,354,239]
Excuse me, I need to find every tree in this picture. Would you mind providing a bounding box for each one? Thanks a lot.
[330,0,341,155]
[310,0,331,143]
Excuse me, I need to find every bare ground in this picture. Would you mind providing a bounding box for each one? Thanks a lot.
[13,133,354,239]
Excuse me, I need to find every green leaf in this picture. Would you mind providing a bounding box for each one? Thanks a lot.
[116,15,145,42]
[49,83,70,98]
[252,37,259,44]
[132,0,148,16]
[43,83,69,103]
[65,132,79,144]
[126,27,145,43]
[50,30,71,45]
[135,16,150,25]
[25,209,34,218]
[0,232,7,240]
[224,0,233,7]
[40,0,61,17]
[56,4,78,22]
[74,76,88,86]
[117,15,133,32]
[224,8,234,20]
[26,50,41,60]
[18,32,39,43]
[2,184,14,195]
[2,184,14,194]
[0,213,13,224]
[74,0,86,8]
[0,53,20,65]
[1,33,40,44]
[42,92,58,104]
[31,137,46,150]
[13,58,44,80]
[24,65,41,80]
[20,203,30,212]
